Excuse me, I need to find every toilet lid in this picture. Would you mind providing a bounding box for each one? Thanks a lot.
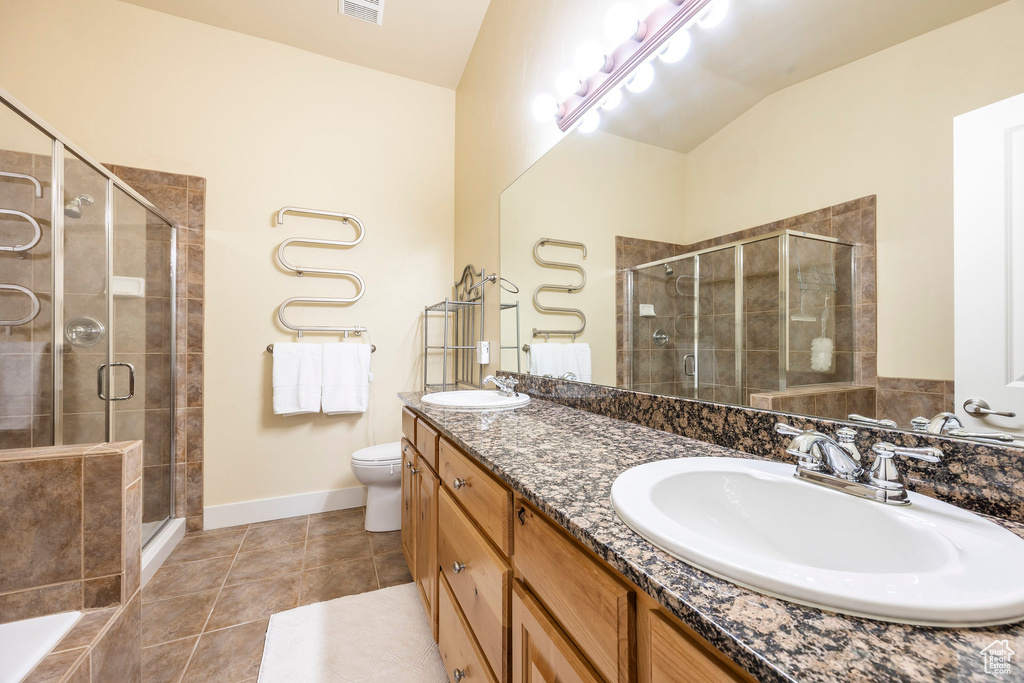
[351,442,402,464]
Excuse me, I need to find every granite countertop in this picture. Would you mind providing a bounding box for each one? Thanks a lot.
[400,392,1024,683]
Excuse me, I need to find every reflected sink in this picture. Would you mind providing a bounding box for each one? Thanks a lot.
[420,390,530,411]
[611,457,1024,626]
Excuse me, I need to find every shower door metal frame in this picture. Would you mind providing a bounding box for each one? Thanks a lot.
[632,229,852,403]
[0,86,180,521]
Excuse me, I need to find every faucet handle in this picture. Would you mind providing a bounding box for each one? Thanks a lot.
[775,422,805,437]
[910,417,930,432]
[870,442,943,463]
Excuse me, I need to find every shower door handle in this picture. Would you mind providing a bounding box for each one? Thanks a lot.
[97,362,136,401]
[683,354,696,377]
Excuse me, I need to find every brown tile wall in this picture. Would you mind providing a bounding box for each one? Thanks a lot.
[0,440,142,625]
[105,165,205,532]
[750,384,876,421]
[876,377,955,429]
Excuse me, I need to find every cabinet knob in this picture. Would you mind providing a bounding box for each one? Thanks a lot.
[452,561,466,574]
[453,669,466,682]
[452,478,467,490]
[409,467,420,475]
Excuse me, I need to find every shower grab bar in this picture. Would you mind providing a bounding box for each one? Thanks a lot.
[0,209,42,252]
[0,170,43,198]
[532,238,587,339]
[0,284,41,334]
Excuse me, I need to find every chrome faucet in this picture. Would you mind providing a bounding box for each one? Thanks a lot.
[911,412,1016,443]
[776,422,943,505]
[482,375,519,398]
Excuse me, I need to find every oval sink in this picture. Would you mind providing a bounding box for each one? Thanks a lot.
[420,390,530,411]
[611,457,1024,626]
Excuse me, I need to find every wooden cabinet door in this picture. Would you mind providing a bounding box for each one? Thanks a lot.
[512,580,602,683]
[416,453,440,641]
[647,611,744,683]
[401,439,416,572]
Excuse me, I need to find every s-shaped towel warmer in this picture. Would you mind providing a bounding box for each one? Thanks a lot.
[1,171,45,334]
[532,238,587,339]
[275,206,366,338]
[0,284,41,335]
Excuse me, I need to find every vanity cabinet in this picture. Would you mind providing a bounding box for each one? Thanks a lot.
[404,409,751,683]
[401,411,439,641]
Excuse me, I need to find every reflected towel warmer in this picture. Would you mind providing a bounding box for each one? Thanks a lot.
[0,284,41,335]
[0,209,42,252]
[275,205,366,338]
[0,170,43,198]
[532,238,587,339]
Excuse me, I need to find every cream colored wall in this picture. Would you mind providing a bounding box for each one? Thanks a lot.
[0,0,455,507]
[499,130,686,385]
[456,0,632,371]
[683,0,1024,381]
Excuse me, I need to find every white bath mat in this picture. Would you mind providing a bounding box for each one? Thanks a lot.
[258,582,448,682]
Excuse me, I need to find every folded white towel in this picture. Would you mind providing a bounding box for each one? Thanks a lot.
[528,343,565,377]
[272,343,323,416]
[563,343,592,383]
[322,343,371,415]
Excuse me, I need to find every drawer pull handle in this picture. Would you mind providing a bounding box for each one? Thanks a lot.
[453,669,466,682]
[517,506,526,525]
[452,561,466,574]
[452,478,467,490]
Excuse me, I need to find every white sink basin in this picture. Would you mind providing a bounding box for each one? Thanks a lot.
[420,390,530,411]
[611,457,1024,626]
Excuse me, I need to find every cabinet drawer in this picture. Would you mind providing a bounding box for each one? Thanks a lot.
[648,611,745,683]
[512,579,602,683]
[439,439,512,556]
[402,407,417,444]
[417,419,440,471]
[439,488,511,681]
[514,500,635,683]
[439,573,499,683]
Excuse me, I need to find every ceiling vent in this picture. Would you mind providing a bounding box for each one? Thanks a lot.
[340,0,384,26]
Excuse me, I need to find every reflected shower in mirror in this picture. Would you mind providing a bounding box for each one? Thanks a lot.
[498,0,1024,445]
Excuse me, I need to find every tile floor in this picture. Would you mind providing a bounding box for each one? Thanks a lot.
[140,507,411,683]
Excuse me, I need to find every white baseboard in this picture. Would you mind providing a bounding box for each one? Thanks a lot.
[141,517,186,589]
[203,486,367,530]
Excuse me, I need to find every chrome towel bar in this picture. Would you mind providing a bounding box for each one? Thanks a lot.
[0,209,42,252]
[0,283,41,335]
[267,341,375,353]
[531,238,587,338]
[0,170,43,198]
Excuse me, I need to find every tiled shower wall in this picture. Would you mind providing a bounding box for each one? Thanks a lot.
[105,165,206,532]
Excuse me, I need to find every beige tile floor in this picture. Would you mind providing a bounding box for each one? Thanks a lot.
[141,507,411,683]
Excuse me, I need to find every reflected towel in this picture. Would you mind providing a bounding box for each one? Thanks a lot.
[272,343,322,416]
[528,343,564,377]
[563,343,592,383]
[322,343,371,415]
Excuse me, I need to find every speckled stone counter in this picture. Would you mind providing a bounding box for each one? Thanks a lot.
[399,392,1024,683]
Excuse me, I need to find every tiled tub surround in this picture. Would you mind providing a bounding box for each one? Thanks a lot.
[104,164,206,533]
[1,440,143,681]
[401,392,1024,683]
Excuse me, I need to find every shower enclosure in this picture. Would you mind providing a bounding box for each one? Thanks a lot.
[0,89,177,546]
[628,230,854,406]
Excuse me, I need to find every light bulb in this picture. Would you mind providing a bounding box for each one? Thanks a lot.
[625,62,654,93]
[600,88,623,111]
[555,70,583,99]
[577,110,600,134]
[604,2,640,43]
[698,0,729,29]
[657,30,691,63]
[574,41,608,75]
[532,94,559,121]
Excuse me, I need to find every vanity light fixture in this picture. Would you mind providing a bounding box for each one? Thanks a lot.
[533,0,724,132]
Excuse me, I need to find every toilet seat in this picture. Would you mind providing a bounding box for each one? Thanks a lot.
[351,442,401,465]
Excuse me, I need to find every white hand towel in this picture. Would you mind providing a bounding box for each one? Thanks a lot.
[563,343,592,383]
[322,343,371,415]
[528,343,565,377]
[272,343,323,416]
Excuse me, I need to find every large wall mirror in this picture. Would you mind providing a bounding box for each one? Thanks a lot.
[499,0,1024,446]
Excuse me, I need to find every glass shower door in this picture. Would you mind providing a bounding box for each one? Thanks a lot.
[111,187,175,544]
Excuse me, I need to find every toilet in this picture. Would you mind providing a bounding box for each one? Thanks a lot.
[351,442,403,532]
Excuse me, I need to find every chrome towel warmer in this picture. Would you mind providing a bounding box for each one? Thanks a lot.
[0,171,43,198]
[0,209,43,253]
[0,284,41,335]
[532,238,587,339]
[267,342,375,354]
[274,206,366,338]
